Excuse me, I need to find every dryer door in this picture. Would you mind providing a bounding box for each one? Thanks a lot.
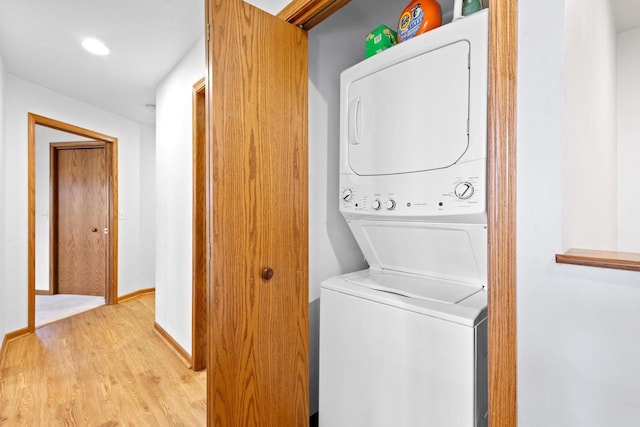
[347,40,470,176]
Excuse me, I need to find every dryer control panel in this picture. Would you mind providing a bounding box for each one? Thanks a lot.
[340,160,486,223]
[340,178,484,219]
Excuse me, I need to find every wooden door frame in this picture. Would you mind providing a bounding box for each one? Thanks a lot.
[49,141,108,296]
[192,77,207,371]
[277,0,518,424]
[485,1,518,424]
[27,113,118,332]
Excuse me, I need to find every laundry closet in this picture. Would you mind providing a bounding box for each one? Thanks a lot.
[307,0,488,425]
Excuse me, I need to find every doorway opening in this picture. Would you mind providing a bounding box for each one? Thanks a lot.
[28,113,118,332]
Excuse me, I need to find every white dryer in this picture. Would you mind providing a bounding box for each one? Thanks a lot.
[319,10,489,427]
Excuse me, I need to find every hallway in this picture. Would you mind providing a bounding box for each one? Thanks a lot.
[0,294,206,425]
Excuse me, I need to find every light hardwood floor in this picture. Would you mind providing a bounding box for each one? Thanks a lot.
[0,293,206,425]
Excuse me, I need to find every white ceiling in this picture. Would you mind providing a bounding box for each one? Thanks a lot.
[1,0,637,126]
[0,0,204,125]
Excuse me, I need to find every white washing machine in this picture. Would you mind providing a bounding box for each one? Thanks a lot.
[319,10,489,427]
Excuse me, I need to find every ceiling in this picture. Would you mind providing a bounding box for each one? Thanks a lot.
[0,0,204,125]
[1,0,637,126]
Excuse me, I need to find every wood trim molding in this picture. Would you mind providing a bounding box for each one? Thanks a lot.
[30,114,117,143]
[109,135,119,304]
[49,143,57,295]
[118,288,155,303]
[556,249,640,272]
[50,141,105,149]
[487,0,518,425]
[154,322,192,367]
[192,77,207,372]
[0,327,30,367]
[28,114,36,332]
[27,113,119,332]
[277,0,351,30]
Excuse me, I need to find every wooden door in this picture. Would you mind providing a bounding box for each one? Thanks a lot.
[55,147,107,296]
[207,1,309,425]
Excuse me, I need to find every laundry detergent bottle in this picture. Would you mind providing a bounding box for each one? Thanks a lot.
[397,0,442,43]
[462,0,483,16]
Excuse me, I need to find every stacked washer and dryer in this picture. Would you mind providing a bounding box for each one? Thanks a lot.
[319,10,489,427]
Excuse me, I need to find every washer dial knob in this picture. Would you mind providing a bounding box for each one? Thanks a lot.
[342,189,353,202]
[372,200,382,210]
[454,182,475,200]
[386,199,396,210]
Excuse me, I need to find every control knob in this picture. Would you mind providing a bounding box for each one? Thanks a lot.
[386,199,396,210]
[454,182,475,200]
[342,189,353,203]
[372,199,382,210]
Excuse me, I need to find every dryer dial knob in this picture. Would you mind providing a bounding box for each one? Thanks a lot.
[372,199,382,210]
[454,182,475,200]
[342,189,353,202]
[386,199,396,210]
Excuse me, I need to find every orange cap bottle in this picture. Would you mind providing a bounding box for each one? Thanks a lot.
[397,0,442,43]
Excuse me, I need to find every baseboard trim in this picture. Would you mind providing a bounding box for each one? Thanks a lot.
[118,287,155,303]
[35,289,53,295]
[0,327,31,369]
[154,322,192,367]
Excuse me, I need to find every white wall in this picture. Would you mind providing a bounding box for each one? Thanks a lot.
[0,54,7,339]
[2,74,153,334]
[155,37,205,354]
[617,28,640,252]
[563,0,618,251]
[35,127,89,291]
[518,0,640,425]
[139,124,156,288]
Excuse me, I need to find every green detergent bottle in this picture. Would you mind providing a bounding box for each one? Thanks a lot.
[462,0,482,16]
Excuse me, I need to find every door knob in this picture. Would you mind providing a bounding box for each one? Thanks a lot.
[91,228,98,232]
[262,267,274,281]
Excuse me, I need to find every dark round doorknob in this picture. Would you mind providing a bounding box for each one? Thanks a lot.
[91,228,98,232]
[262,267,274,281]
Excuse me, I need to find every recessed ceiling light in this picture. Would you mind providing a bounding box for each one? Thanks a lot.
[82,38,110,56]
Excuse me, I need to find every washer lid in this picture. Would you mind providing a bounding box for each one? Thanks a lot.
[347,221,488,287]
[346,270,483,305]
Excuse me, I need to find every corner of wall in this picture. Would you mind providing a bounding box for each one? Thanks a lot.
[617,29,640,252]
[139,123,156,288]
[154,34,205,355]
[562,0,618,251]
[0,53,7,338]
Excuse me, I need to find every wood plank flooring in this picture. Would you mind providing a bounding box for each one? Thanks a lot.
[0,294,206,426]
